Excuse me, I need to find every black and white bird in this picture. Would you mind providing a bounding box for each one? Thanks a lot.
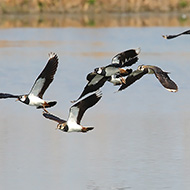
[94,48,140,77]
[118,65,178,92]
[162,29,190,39]
[0,52,59,111]
[71,48,139,103]
[43,91,102,133]
[71,69,132,103]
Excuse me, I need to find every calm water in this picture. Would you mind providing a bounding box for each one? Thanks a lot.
[0,26,190,190]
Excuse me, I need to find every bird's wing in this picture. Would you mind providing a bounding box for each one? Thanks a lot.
[111,48,140,67]
[0,93,20,99]
[43,112,66,124]
[118,69,148,91]
[71,73,107,103]
[162,29,190,39]
[86,72,96,81]
[151,67,178,92]
[29,53,59,98]
[69,91,102,125]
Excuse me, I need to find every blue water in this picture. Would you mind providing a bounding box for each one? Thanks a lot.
[0,26,190,190]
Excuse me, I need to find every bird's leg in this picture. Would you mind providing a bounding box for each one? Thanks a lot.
[120,77,126,84]
[42,106,49,113]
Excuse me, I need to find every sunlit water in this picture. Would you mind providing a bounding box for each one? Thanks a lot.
[0,26,190,190]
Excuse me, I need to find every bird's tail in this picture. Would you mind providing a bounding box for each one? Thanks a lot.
[36,101,57,109]
[81,126,94,133]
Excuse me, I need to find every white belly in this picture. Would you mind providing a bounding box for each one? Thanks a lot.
[67,120,82,132]
[28,94,44,106]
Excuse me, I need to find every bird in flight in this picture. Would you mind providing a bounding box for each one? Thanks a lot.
[71,48,140,102]
[43,91,102,133]
[162,29,190,39]
[118,65,178,93]
[0,52,59,112]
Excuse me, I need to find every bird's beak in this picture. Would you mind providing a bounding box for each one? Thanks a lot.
[15,98,19,102]
[56,124,59,130]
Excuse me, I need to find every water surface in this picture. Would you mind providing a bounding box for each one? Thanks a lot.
[0,26,190,190]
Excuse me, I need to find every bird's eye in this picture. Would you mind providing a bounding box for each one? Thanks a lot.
[138,66,144,70]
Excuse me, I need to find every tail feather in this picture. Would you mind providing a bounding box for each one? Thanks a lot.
[81,127,94,133]
[36,101,57,109]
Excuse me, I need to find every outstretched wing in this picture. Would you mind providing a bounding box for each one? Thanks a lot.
[151,67,178,92]
[162,29,190,39]
[118,69,148,91]
[71,72,107,103]
[69,91,102,125]
[111,48,140,67]
[29,52,59,98]
[43,112,66,124]
[0,93,19,99]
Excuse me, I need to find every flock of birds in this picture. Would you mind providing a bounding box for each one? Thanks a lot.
[1,29,189,133]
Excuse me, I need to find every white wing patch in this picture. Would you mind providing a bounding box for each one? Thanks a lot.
[88,75,104,86]
[111,56,119,64]
[135,47,141,55]
[30,78,46,96]
[67,106,82,131]
[67,106,79,123]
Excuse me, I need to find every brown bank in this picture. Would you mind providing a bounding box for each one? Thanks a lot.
[1,0,190,14]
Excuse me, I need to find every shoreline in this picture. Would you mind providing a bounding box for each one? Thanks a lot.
[0,12,190,28]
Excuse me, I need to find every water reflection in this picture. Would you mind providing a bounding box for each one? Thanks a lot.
[0,13,190,28]
[0,27,190,190]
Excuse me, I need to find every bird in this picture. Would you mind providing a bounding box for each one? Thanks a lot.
[0,52,59,112]
[43,91,102,133]
[71,68,132,103]
[71,48,140,103]
[162,29,190,39]
[94,48,140,77]
[118,65,178,92]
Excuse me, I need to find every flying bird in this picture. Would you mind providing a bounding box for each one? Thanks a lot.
[71,48,140,103]
[0,52,59,111]
[94,48,140,77]
[43,91,102,133]
[118,65,178,92]
[162,29,190,39]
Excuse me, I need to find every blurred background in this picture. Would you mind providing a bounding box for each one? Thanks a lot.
[1,0,190,27]
[0,1,190,190]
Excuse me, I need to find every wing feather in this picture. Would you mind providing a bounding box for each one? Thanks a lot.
[43,112,66,124]
[0,93,19,99]
[71,73,107,103]
[151,67,178,92]
[118,69,148,91]
[69,91,102,124]
[29,53,59,98]
[111,48,140,67]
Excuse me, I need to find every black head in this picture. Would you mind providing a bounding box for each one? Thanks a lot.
[94,67,105,75]
[18,95,30,105]
[57,123,69,132]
